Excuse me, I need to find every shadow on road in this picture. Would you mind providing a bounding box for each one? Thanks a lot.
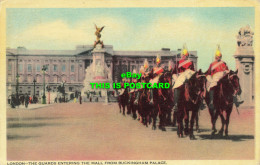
[7,117,62,122]
[199,134,254,142]
[7,123,64,129]
[7,134,40,140]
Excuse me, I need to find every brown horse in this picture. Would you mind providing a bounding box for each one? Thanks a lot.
[152,71,174,131]
[205,70,241,137]
[118,87,129,115]
[175,70,207,140]
[138,88,153,127]
[127,89,138,119]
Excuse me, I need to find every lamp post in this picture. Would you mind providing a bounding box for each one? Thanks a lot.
[46,85,51,104]
[15,54,20,106]
[15,74,20,105]
[42,65,48,104]
[33,78,36,103]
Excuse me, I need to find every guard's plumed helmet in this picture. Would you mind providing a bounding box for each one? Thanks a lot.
[144,59,149,69]
[156,54,161,64]
[139,66,145,74]
[215,44,222,58]
[181,43,189,57]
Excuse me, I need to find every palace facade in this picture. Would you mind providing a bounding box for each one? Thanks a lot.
[6,45,198,97]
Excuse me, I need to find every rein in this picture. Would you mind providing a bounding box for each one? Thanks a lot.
[186,75,205,104]
[220,74,238,106]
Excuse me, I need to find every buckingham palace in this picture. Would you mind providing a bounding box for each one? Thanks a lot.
[6,45,198,98]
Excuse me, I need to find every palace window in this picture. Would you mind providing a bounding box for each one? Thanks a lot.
[71,65,74,72]
[27,64,32,72]
[53,65,58,72]
[8,63,12,71]
[19,64,23,72]
[62,65,66,72]
[36,64,41,72]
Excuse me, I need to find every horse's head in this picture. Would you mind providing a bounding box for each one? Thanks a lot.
[228,70,242,96]
[188,69,207,98]
[162,71,173,85]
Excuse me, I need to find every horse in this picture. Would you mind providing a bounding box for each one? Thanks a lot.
[118,87,129,115]
[175,70,207,140]
[137,75,153,127]
[205,70,241,137]
[127,89,138,119]
[152,71,174,131]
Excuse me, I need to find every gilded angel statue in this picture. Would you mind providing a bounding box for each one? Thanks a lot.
[94,24,105,48]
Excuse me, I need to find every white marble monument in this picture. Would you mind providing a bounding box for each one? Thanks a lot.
[234,25,254,107]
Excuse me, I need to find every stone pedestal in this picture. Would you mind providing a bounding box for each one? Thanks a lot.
[233,25,254,107]
[81,44,112,102]
[234,47,254,107]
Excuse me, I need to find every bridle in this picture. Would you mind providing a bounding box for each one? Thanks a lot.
[228,73,240,96]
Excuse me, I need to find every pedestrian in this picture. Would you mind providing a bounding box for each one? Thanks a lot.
[25,93,29,108]
[10,94,15,108]
[79,95,82,104]
[29,96,32,104]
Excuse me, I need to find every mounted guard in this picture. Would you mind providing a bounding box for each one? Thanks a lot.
[172,44,195,111]
[149,54,164,104]
[206,45,243,111]
[134,59,150,105]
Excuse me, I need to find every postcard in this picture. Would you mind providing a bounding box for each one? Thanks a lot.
[0,0,259,165]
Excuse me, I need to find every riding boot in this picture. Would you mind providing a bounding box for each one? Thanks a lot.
[134,91,140,105]
[149,89,153,105]
[209,89,215,110]
[173,88,180,112]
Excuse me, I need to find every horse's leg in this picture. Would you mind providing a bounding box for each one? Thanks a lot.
[218,110,225,136]
[225,108,232,137]
[166,108,172,126]
[118,98,122,113]
[122,104,126,115]
[152,105,158,130]
[211,109,218,135]
[133,104,137,120]
[189,110,197,140]
[177,108,184,138]
[172,111,177,127]
[184,109,189,136]
[127,99,131,115]
[158,104,165,131]
[196,110,200,133]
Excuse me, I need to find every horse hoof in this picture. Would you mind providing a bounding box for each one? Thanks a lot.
[160,127,166,131]
[152,126,156,130]
[189,135,196,140]
[218,131,224,136]
[196,129,200,133]
[184,129,189,136]
[211,129,217,135]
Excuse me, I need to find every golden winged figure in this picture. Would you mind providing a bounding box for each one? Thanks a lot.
[95,24,105,42]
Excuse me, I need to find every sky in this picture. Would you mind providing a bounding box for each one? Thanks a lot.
[6,8,255,71]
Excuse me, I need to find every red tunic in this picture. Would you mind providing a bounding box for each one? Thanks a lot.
[173,59,195,74]
[206,60,229,76]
